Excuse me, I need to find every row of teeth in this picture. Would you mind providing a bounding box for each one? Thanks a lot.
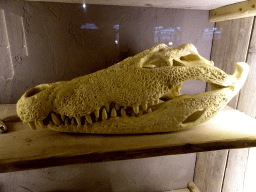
[30,99,161,129]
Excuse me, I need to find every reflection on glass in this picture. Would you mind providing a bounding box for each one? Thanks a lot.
[114,25,119,44]
[113,24,119,31]
[81,23,98,29]
[202,27,222,40]
[154,26,180,44]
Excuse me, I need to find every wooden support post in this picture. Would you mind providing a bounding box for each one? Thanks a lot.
[193,150,228,192]
[210,17,253,108]
[210,0,256,22]
[194,16,255,192]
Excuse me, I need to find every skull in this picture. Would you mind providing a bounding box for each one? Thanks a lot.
[16,43,249,134]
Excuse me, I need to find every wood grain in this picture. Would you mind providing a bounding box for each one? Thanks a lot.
[1,106,256,173]
[243,147,256,191]
[222,149,249,192]
[237,18,256,118]
[210,0,256,22]
[194,150,228,192]
[233,17,256,192]
[210,17,253,109]
[204,16,255,192]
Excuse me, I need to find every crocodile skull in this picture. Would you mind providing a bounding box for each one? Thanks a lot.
[16,43,249,134]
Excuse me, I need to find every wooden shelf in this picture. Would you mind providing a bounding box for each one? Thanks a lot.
[26,0,256,22]
[26,0,246,10]
[1,105,256,173]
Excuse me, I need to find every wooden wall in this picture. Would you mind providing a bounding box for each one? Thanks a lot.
[194,16,256,192]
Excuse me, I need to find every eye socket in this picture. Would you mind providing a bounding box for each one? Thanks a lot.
[180,54,200,61]
[142,55,169,69]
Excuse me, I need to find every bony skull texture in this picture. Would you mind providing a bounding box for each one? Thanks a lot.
[17,43,249,134]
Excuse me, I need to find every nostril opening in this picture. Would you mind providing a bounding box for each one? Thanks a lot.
[25,84,50,97]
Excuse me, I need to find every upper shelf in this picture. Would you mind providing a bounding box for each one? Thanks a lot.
[1,105,256,173]
[27,0,256,22]
[27,0,246,10]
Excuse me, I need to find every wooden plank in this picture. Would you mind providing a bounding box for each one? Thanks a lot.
[209,17,254,192]
[1,106,256,173]
[222,17,256,192]
[235,17,256,187]
[243,147,256,192]
[26,0,246,10]
[210,17,253,109]
[222,149,249,192]
[210,0,256,22]
[237,18,256,118]
[194,150,228,192]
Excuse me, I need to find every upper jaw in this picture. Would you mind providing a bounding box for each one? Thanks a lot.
[24,63,246,133]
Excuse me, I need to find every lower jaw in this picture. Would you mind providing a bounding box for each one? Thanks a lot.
[33,86,232,134]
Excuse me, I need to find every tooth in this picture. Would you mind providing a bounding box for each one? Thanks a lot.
[115,104,120,110]
[94,109,100,118]
[111,108,117,118]
[154,99,159,105]
[61,114,65,121]
[38,120,44,128]
[27,122,36,130]
[86,115,93,124]
[76,117,81,125]
[139,110,143,116]
[148,108,152,113]
[105,104,110,113]
[133,105,139,114]
[51,113,62,125]
[65,118,69,125]
[121,108,126,117]
[149,100,154,106]
[142,102,148,111]
[102,108,108,120]
[71,118,76,125]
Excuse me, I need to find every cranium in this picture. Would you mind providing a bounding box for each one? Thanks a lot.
[17,43,249,134]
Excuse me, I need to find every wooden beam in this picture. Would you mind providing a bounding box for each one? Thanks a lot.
[195,16,254,192]
[210,0,256,22]
[243,147,256,191]
[222,149,249,192]
[237,17,256,117]
[194,150,228,192]
[210,17,253,108]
